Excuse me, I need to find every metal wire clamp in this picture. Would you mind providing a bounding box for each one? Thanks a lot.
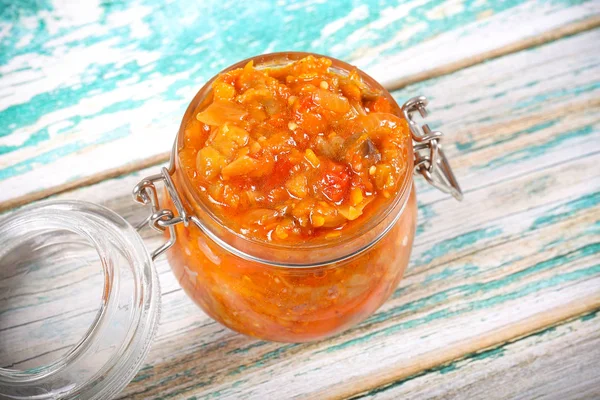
[132,146,189,260]
[402,96,463,201]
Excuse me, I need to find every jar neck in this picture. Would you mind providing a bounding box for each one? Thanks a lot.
[173,164,413,267]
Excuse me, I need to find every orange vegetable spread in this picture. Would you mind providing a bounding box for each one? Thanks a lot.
[169,55,417,342]
[178,56,410,242]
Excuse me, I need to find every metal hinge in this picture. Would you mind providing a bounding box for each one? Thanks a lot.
[132,160,188,260]
[402,96,463,201]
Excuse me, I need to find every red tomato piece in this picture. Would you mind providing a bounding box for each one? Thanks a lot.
[318,160,351,203]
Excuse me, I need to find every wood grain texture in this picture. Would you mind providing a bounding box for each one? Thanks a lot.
[1,0,598,208]
[5,29,596,399]
[357,311,600,400]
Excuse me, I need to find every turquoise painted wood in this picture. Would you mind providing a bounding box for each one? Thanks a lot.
[2,28,595,399]
[0,0,598,206]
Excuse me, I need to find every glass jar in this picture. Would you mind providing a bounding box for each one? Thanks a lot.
[0,52,461,398]
[164,52,420,342]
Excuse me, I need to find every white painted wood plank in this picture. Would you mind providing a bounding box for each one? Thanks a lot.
[361,312,600,400]
[364,0,600,87]
[393,28,600,205]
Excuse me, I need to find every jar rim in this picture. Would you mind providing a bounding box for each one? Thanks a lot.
[174,52,414,267]
[0,200,160,399]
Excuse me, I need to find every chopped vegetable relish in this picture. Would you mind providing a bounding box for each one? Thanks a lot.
[168,55,417,342]
[178,56,411,243]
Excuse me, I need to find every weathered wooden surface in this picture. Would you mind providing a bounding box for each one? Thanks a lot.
[2,0,600,398]
[1,0,599,209]
[360,311,600,400]
[5,28,592,399]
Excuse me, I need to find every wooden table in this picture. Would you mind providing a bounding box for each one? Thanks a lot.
[1,1,599,398]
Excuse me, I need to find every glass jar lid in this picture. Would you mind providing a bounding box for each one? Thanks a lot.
[0,200,160,400]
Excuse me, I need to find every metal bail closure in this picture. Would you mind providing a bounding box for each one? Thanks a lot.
[132,153,188,260]
[402,96,463,201]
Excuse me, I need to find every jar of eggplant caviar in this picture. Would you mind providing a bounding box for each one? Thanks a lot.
[156,52,463,342]
[0,52,461,399]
